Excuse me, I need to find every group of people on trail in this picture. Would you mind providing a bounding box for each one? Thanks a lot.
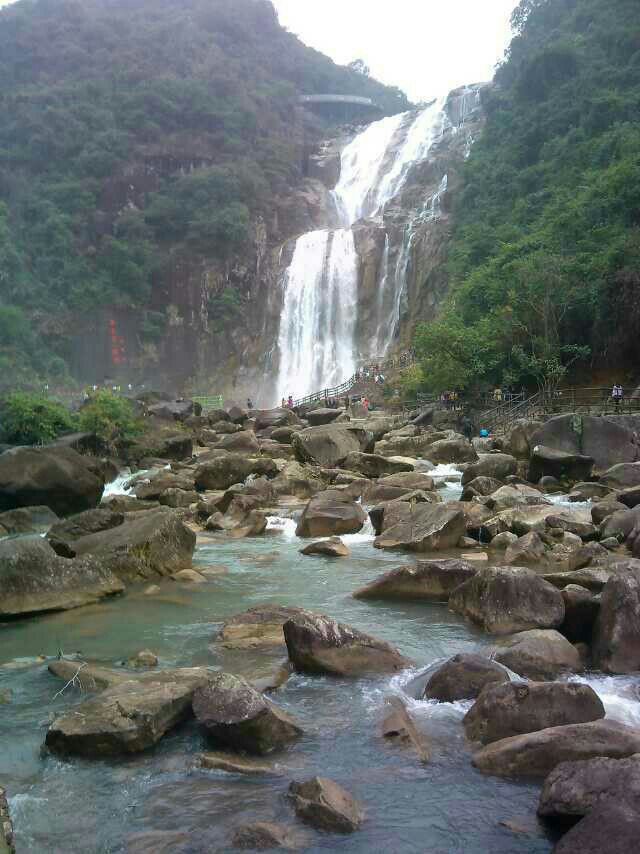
[280,395,294,409]
[440,390,460,410]
[323,397,340,409]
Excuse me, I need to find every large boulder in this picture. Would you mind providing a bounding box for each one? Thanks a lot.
[288,777,363,833]
[306,408,343,427]
[0,505,58,535]
[531,414,639,474]
[192,673,302,755]
[353,559,478,602]
[594,567,640,673]
[291,426,362,467]
[283,611,408,676]
[195,455,277,491]
[461,454,517,485]
[493,629,582,680]
[300,537,349,557]
[219,604,307,649]
[296,490,366,538]
[342,451,413,478]
[504,419,544,459]
[600,506,640,541]
[46,507,125,555]
[449,566,565,635]
[253,408,298,430]
[368,491,441,535]
[0,446,104,516]
[552,803,640,854]
[472,720,640,779]
[0,537,124,618]
[464,681,604,744]
[147,399,201,421]
[504,531,547,566]
[424,437,477,464]
[215,431,260,453]
[529,446,594,484]
[422,654,510,702]
[133,471,195,501]
[373,503,466,552]
[46,667,212,756]
[152,434,193,461]
[600,462,640,490]
[538,755,640,819]
[64,508,196,581]
[485,484,550,512]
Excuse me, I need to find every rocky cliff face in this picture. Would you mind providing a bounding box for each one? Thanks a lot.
[70,87,485,404]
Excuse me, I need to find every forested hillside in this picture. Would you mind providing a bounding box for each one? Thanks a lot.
[0,0,408,389]
[415,0,640,392]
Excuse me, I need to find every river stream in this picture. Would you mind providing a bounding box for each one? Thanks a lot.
[1,473,638,852]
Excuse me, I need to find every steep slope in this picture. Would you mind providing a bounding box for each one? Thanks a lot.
[414,0,640,392]
[0,0,408,390]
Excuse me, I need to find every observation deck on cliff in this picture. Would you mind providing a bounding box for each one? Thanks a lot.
[298,94,384,120]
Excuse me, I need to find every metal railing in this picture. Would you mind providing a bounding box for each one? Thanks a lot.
[193,395,224,413]
[292,352,416,408]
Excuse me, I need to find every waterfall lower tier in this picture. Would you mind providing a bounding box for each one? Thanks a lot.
[273,85,485,405]
[276,229,358,402]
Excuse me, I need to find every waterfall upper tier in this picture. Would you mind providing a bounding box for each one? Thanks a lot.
[270,84,487,406]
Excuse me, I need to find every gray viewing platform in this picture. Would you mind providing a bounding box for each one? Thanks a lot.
[297,95,384,119]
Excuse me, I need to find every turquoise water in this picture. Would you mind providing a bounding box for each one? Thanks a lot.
[0,505,560,853]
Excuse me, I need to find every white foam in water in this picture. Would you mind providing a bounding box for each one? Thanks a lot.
[342,517,376,545]
[548,493,591,509]
[569,673,640,727]
[429,464,463,483]
[102,469,135,497]
[266,516,298,540]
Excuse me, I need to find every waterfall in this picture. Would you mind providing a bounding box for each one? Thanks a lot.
[276,230,357,402]
[276,97,454,403]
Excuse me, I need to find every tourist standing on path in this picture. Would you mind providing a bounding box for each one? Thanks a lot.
[287,394,293,408]
[461,415,474,442]
[612,384,624,408]
[247,397,254,410]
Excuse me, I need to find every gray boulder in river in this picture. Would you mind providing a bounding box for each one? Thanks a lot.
[46,667,212,756]
[538,755,640,821]
[52,507,196,581]
[0,538,124,618]
[421,653,510,702]
[192,672,302,755]
[492,629,583,680]
[373,503,466,552]
[295,489,366,538]
[283,611,409,677]
[0,446,104,516]
[291,425,366,467]
[593,566,640,673]
[288,777,363,833]
[353,559,478,602]
[449,566,565,635]
[464,681,605,744]
[472,719,640,779]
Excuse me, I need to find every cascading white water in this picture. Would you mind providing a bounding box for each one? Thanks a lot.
[277,229,358,401]
[276,97,454,403]
[332,111,407,227]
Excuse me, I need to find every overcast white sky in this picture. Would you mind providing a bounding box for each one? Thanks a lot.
[0,0,519,100]
[273,0,519,101]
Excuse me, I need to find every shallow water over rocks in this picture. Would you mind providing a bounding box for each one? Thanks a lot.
[1,476,637,852]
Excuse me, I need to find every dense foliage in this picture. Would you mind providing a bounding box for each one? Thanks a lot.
[0,392,76,444]
[0,389,142,445]
[78,390,142,442]
[0,0,409,387]
[415,0,640,392]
